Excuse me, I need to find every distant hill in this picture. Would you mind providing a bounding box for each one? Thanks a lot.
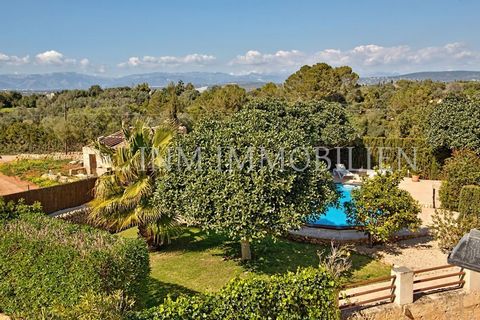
[361,71,480,84]
[2,70,479,91]
[0,72,285,91]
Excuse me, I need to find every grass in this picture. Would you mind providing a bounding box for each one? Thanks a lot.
[0,159,73,187]
[119,227,391,307]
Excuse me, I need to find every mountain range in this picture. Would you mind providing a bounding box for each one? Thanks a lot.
[0,70,479,91]
[0,72,285,91]
[360,71,480,84]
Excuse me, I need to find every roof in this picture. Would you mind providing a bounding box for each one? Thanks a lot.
[98,131,125,148]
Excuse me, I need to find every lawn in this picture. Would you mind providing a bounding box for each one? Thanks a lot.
[0,159,73,187]
[119,227,391,307]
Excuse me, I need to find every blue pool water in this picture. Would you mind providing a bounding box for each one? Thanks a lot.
[309,184,359,228]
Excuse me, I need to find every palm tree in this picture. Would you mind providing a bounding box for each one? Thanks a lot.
[88,121,180,247]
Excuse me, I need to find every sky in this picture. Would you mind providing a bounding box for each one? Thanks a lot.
[1,0,480,76]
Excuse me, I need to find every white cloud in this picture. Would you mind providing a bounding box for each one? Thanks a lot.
[35,50,74,65]
[79,58,90,67]
[231,50,304,67]
[118,53,216,68]
[314,42,480,73]
[230,43,480,74]
[0,52,30,66]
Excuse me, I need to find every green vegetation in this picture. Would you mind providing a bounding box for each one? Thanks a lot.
[119,227,390,307]
[284,63,359,103]
[427,96,480,154]
[2,64,480,157]
[0,158,72,187]
[131,267,339,320]
[346,171,422,245]
[0,197,43,222]
[89,122,180,247]
[439,150,480,210]
[153,99,356,260]
[0,212,149,319]
[431,209,480,251]
[458,185,480,219]
[341,137,442,179]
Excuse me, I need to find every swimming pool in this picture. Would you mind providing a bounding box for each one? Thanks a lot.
[308,184,359,229]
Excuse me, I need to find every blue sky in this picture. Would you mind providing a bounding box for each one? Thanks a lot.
[1,0,479,76]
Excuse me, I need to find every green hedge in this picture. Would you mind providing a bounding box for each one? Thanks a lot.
[459,185,480,219]
[130,267,338,320]
[440,150,480,210]
[0,212,150,319]
[331,137,442,179]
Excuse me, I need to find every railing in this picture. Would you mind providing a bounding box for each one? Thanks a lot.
[413,264,465,294]
[339,275,396,309]
[338,264,475,311]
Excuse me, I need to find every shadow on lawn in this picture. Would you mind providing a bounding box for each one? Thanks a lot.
[144,276,198,308]
[217,236,381,281]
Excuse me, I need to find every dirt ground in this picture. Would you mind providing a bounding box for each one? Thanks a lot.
[0,155,38,196]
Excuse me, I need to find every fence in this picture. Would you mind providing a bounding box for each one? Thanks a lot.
[339,275,396,309]
[2,178,97,213]
[339,264,480,311]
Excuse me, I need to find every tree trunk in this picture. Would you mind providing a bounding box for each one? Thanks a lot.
[240,239,252,261]
[367,232,373,248]
[138,224,155,248]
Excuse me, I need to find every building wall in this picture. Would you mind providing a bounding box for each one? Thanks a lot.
[82,146,112,176]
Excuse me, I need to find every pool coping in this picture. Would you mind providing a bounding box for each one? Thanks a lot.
[289,226,430,244]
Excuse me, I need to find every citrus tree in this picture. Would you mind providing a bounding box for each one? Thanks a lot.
[153,99,354,260]
[345,171,421,246]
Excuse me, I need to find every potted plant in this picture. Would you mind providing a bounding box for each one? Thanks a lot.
[410,169,421,182]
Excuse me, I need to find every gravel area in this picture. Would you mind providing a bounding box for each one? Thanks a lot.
[355,236,449,271]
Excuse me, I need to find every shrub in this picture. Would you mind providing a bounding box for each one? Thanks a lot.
[53,290,135,320]
[430,209,480,251]
[439,150,480,210]
[130,267,339,320]
[0,213,150,319]
[345,171,421,245]
[458,185,480,219]
[0,197,43,222]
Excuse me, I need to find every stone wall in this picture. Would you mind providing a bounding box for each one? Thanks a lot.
[345,290,480,320]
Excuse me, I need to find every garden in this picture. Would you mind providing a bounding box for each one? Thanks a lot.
[1,64,480,319]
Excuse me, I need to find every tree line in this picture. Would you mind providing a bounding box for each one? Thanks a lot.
[1,62,480,155]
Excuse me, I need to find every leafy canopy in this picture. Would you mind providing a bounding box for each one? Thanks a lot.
[427,96,480,153]
[345,171,421,243]
[153,99,353,246]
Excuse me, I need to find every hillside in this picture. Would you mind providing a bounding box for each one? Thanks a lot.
[361,71,480,84]
[0,72,285,91]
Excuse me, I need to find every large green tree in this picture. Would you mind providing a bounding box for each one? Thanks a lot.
[284,63,359,103]
[153,99,355,260]
[188,84,247,122]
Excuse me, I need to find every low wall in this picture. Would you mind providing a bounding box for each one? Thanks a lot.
[2,178,97,213]
[345,290,480,320]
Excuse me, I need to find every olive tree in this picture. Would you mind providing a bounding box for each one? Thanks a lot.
[153,99,352,260]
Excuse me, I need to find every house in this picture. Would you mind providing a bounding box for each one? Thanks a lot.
[82,131,125,176]
[83,125,186,176]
